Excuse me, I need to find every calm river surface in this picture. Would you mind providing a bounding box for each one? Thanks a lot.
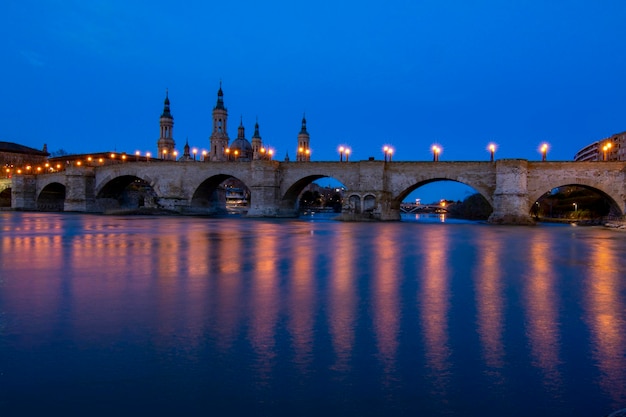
[1,212,625,416]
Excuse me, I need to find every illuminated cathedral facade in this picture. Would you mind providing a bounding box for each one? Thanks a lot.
[156,84,311,162]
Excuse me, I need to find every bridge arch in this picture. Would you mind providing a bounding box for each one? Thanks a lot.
[530,183,623,218]
[191,174,250,214]
[346,193,377,214]
[37,182,66,211]
[529,179,624,216]
[0,187,11,207]
[394,178,494,208]
[279,174,349,215]
[96,175,158,213]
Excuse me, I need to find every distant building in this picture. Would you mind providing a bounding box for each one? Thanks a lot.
[574,131,626,161]
[1,141,49,177]
[159,83,310,162]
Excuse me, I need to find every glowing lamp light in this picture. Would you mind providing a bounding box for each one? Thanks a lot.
[432,145,441,162]
[383,145,394,162]
[488,143,496,162]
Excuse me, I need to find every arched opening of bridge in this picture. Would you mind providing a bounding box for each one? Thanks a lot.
[0,187,12,208]
[37,183,66,212]
[398,180,493,223]
[282,176,347,218]
[96,175,158,214]
[531,185,622,223]
[191,175,251,215]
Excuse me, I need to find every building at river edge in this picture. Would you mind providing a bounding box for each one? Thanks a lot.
[574,131,626,161]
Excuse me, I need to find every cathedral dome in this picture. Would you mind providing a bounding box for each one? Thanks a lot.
[230,137,253,160]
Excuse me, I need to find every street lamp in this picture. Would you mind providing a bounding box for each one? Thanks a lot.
[540,143,548,161]
[603,142,612,161]
[432,145,441,162]
[345,148,351,162]
[383,146,393,162]
[339,146,345,162]
[135,150,140,161]
[202,150,207,161]
[573,202,578,212]
[192,148,197,161]
[488,143,496,162]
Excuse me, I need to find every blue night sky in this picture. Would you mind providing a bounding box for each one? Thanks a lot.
[2,1,626,201]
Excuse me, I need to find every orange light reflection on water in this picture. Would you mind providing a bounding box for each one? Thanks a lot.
[328,225,356,373]
[249,222,280,380]
[373,225,400,381]
[474,236,505,373]
[288,225,317,373]
[524,235,562,391]
[419,226,452,392]
[585,239,626,406]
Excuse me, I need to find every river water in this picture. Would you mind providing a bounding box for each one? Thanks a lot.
[1,212,625,416]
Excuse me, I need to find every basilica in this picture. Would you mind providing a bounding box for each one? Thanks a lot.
[156,84,311,162]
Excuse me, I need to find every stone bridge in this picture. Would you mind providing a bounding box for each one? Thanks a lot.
[7,159,626,223]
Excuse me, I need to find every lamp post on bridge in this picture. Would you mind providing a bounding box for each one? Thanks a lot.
[540,143,549,161]
[488,143,496,162]
[603,142,612,161]
[432,145,441,162]
[383,146,393,162]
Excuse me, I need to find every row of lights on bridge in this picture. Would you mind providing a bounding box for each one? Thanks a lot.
[335,142,555,163]
[6,139,619,178]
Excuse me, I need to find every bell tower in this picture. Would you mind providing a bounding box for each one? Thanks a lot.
[157,90,175,160]
[251,118,262,160]
[209,82,230,161]
[296,114,310,161]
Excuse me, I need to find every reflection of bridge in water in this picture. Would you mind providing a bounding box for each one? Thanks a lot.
[5,159,626,224]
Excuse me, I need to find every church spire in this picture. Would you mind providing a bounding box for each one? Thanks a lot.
[237,116,245,138]
[252,118,261,139]
[157,89,175,160]
[215,80,225,110]
[161,89,173,119]
[251,117,262,160]
[299,113,308,134]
